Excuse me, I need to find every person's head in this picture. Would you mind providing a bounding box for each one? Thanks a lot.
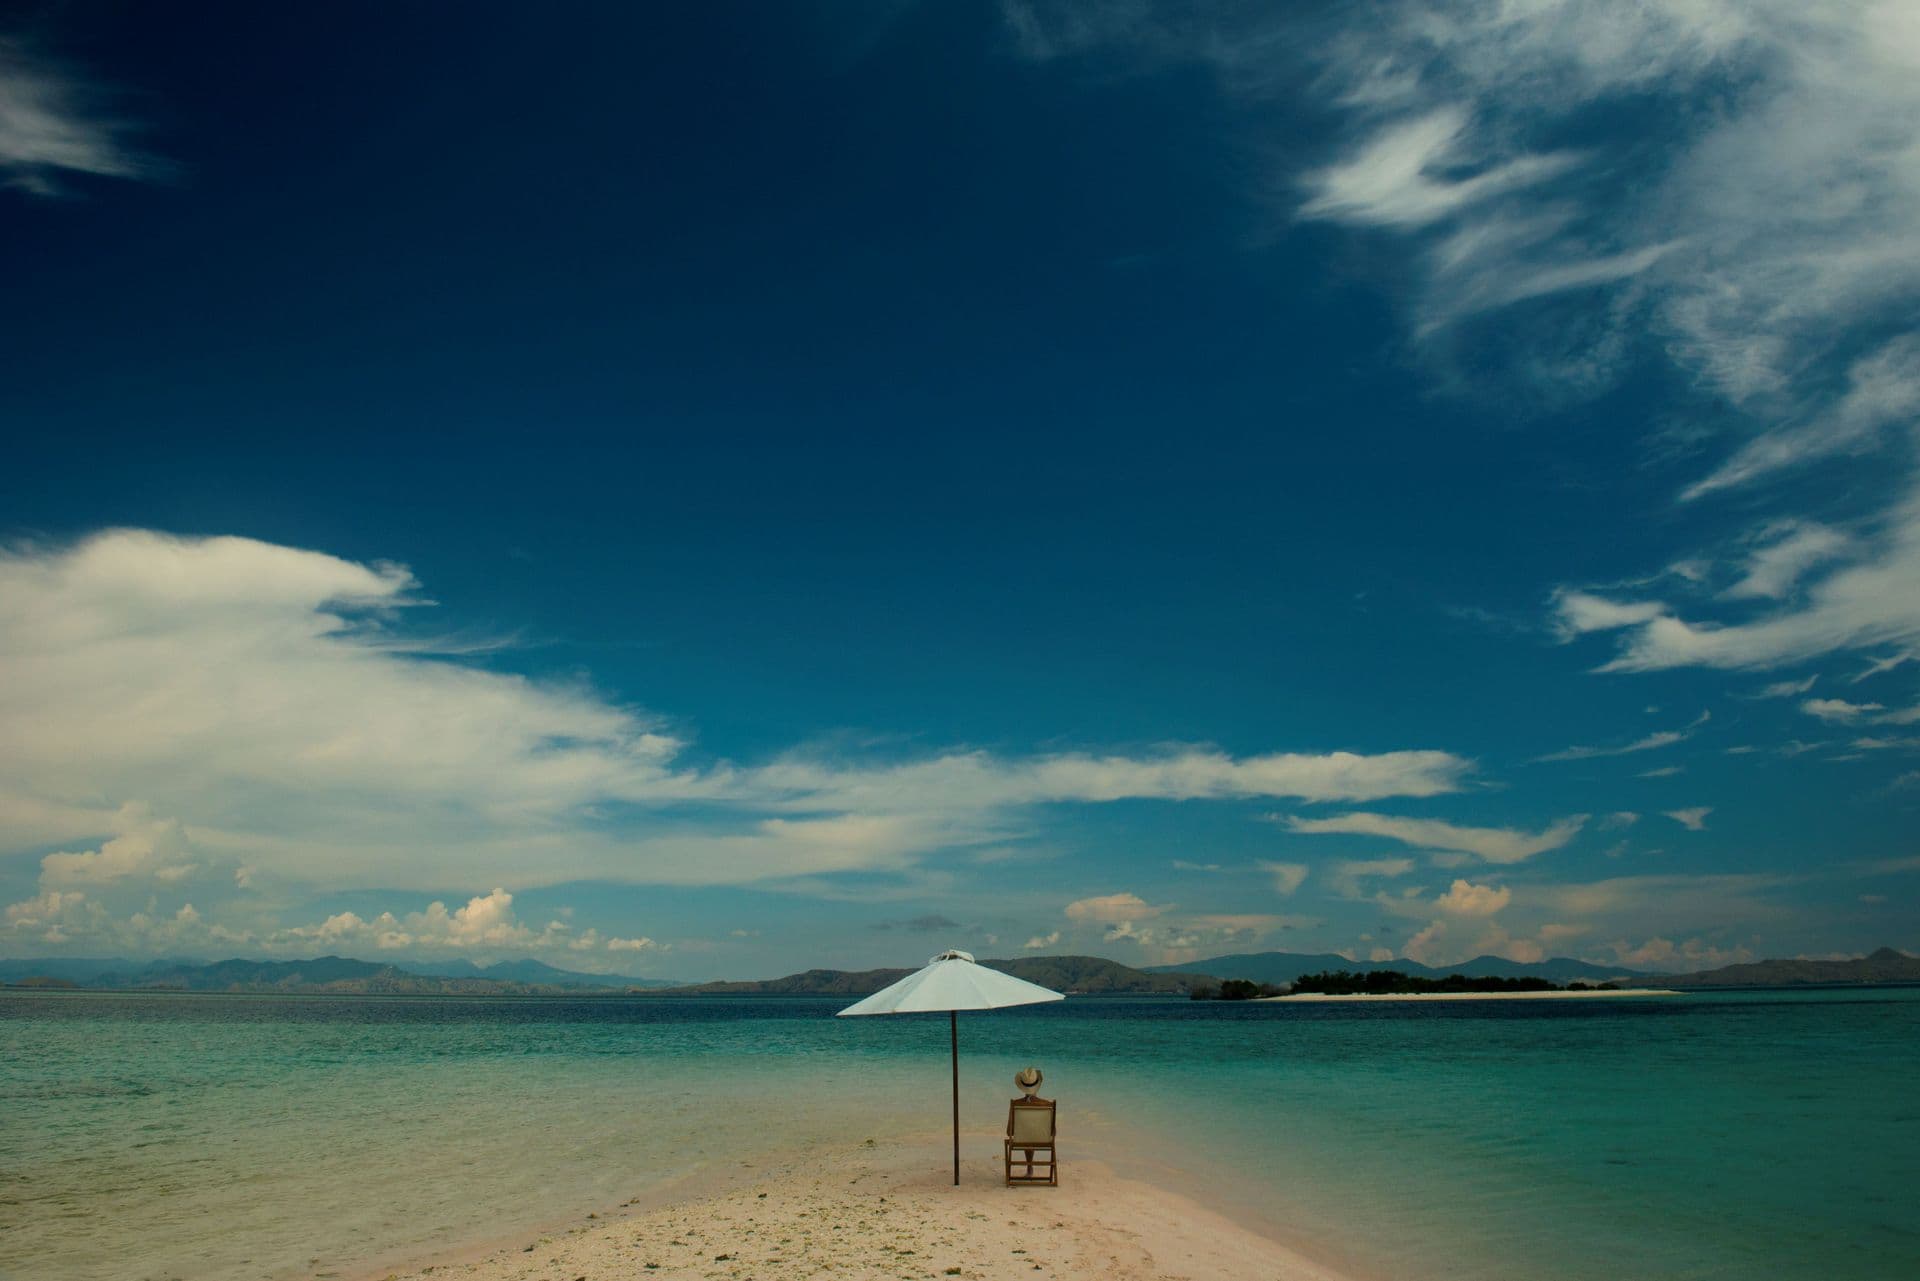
[1014,1066,1043,1096]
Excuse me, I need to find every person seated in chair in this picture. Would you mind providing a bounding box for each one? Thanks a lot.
[1005,1066,1057,1186]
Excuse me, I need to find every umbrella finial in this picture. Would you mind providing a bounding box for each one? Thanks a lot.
[932,948,975,963]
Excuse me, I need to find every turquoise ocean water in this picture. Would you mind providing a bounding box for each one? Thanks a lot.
[2,988,1916,1280]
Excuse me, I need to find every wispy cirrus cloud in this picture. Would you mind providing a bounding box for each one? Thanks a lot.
[1281,812,1586,865]
[1557,490,1920,671]
[0,39,159,195]
[1002,5,1920,682]
[1533,712,1707,764]
[1664,807,1713,832]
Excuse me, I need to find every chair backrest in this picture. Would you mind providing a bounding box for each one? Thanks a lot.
[1008,1098,1055,1143]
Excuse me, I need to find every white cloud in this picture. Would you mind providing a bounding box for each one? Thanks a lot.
[1022,931,1060,950]
[1803,697,1885,723]
[38,802,197,887]
[1533,717,1700,763]
[1552,591,1668,638]
[1685,338,1920,500]
[1259,861,1308,895]
[753,744,1473,812]
[1803,697,1920,728]
[1299,107,1580,229]
[1610,935,1753,972]
[1325,857,1417,897]
[1664,807,1713,831]
[1063,892,1167,924]
[1,874,670,968]
[0,530,1473,895]
[0,40,157,195]
[1433,878,1510,917]
[1754,675,1819,698]
[1721,523,1855,600]
[1284,812,1586,864]
[1853,651,1918,683]
[1286,5,1920,679]
[1572,490,1920,672]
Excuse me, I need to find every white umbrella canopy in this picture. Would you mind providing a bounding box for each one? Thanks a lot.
[838,950,1064,1184]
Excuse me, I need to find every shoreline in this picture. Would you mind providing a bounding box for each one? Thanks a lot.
[345,1135,1355,1281]
[1266,987,1681,1002]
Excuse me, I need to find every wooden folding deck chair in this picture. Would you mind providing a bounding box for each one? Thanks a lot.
[1004,1095,1057,1186]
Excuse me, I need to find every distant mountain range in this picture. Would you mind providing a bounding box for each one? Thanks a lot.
[0,954,676,994]
[1145,951,1648,985]
[6,947,1914,997]
[1654,947,1920,987]
[656,954,1202,997]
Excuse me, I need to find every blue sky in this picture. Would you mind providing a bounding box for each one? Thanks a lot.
[2,2,1916,979]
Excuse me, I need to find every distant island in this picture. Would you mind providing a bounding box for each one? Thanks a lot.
[1281,969,1605,995]
[3,946,1913,997]
[1652,947,1920,988]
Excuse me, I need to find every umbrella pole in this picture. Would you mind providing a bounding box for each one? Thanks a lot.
[950,1010,959,1185]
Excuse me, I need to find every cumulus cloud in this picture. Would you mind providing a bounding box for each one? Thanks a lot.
[1400,916,1540,967]
[38,802,197,887]
[1432,878,1509,917]
[1610,935,1754,972]
[1023,930,1061,950]
[0,530,1474,897]
[0,40,158,195]
[2,875,669,967]
[1284,812,1586,864]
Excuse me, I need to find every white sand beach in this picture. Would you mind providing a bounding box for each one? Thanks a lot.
[1267,988,1681,1002]
[356,1136,1347,1281]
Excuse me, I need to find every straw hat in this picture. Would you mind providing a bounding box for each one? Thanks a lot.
[1014,1066,1043,1093]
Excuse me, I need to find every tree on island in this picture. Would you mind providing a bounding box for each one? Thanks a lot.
[1285,969,1561,995]
[1189,978,1286,1000]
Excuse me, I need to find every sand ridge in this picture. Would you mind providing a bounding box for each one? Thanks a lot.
[357,1137,1347,1281]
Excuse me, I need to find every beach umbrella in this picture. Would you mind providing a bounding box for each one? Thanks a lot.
[838,949,1064,1184]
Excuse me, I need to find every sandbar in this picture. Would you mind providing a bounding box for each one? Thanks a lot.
[355,1135,1348,1281]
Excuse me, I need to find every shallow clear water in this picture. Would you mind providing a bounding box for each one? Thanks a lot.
[2,988,1916,1281]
